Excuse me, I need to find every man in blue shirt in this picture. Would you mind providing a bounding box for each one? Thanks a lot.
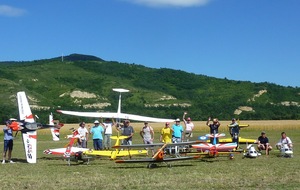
[2,120,16,164]
[172,118,184,143]
[90,120,104,150]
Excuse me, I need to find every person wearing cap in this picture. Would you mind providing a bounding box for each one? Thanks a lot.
[116,120,134,145]
[103,118,115,150]
[206,117,221,144]
[140,121,155,156]
[172,118,184,143]
[160,122,173,143]
[183,112,194,140]
[2,120,16,164]
[77,122,89,148]
[90,120,104,150]
[257,131,272,155]
[228,118,240,148]
[276,132,293,149]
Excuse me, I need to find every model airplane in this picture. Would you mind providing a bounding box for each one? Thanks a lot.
[243,144,261,158]
[276,143,293,158]
[114,141,200,168]
[57,88,174,123]
[192,133,238,158]
[43,128,90,165]
[83,134,147,160]
[9,91,63,163]
[218,123,256,144]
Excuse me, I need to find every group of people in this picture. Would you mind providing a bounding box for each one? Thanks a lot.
[205,117,293,155]
[257,131,293,155]
[2,114,293,163]
[77,114,293,157]
[75,118,115,150]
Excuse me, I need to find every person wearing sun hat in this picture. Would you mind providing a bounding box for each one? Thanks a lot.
[183,112,194,140]
[90,120,104,150]
[172,118,184,143]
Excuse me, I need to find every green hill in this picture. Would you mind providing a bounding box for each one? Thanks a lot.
[0,53,299,123]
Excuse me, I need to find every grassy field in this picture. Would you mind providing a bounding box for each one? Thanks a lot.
[0,120,299,190]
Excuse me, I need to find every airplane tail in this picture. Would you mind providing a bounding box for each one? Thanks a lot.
[49,113,62,141]
[110,132,129,159]
[17,91,35,123]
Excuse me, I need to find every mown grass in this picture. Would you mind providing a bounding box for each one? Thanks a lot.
[0,120,299,190]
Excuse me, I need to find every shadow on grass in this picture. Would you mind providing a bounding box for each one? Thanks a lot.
[39,156,93,166]
[111,163,195,169]
[11,158,28,163]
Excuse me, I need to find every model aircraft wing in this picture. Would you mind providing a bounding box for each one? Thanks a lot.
[227,124,249,128]
[219,137,257,143]
[84,149,147,157]
[118,113,174,123]
[57,110,120,118]
[192,143,212,149]
[57,110,174,123]
[22,131,37,163]
[113,141,200,149]
[44,147,89,155]
[205,133,226,138]
[115,156,198,163]
[113,143,165,149]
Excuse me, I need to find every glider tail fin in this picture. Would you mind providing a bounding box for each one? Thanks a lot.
[17,91,34,123]
[49,113,60,141]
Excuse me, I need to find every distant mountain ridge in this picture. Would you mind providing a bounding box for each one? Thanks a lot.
[0,53,299,123]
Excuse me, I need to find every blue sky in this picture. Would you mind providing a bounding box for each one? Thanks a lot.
[1,0,299,87]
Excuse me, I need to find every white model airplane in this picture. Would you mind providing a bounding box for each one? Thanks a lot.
[277,143,293,158]
[243,144,261,158]
[57,88,174,122]
[11,92,62,163]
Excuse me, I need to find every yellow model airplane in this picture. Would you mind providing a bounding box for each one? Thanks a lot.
[83,133,147,160]
[219,123,257,143]
[114,141,200,168]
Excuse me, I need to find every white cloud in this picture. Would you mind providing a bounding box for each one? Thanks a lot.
[0,5,26,17]
[124,0,212,7]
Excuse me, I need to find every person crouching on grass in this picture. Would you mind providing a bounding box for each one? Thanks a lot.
[257,131,272,155]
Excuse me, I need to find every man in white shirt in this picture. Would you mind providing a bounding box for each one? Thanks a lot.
[103,118,115,150]
[77,122,89,148]
[276,132,293,149]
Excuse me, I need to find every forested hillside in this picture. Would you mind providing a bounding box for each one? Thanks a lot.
[0,54,299,123]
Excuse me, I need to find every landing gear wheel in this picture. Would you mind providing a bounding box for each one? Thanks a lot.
[147,163,157,168]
